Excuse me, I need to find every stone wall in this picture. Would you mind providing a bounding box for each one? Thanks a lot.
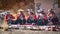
[35,0,54,13]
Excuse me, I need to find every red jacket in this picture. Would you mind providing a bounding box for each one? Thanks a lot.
[34,15,37,20]
[17,14,20,19]
[4,14,15,22]
[44,15,47,20]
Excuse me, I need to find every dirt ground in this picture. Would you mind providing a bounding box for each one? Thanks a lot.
[0,29,60,34]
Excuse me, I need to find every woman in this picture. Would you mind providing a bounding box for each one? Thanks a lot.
[48,9,59,25]
[27,12,35,24]
[16,9,26,24]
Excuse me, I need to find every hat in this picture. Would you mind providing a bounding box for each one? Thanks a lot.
[27,9,30,12]
[0,10,3,11]
[48,9,53,12]
[40,8,45,11]
[5,10,10,14]
[27,9,33,12]
[48,9,51,12]
[18,9,24,12]
[0,10,3,13]
[37,8,45,13]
